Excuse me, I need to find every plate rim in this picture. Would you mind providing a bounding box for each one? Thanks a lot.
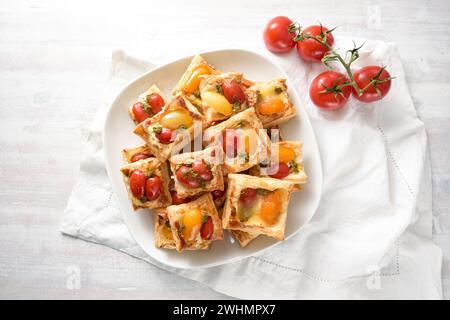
[103,48,323,269]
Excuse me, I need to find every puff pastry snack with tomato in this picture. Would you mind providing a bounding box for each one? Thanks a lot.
[246,79,297,128]
[198,72,250,125]
[128,84,166,125]
[249,141,307,190]
[203,107,271,174]
[169,146,225,198]
[166,193,224,252]
[120,157,172,210]
[222,174,294,241]
[134,94,205,162]
[172,55,221,108]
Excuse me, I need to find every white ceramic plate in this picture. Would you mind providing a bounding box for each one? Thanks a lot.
[104,49,322,269]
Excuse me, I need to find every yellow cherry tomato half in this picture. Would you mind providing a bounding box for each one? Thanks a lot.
[160,109,193,130]
[277,145,296,163]
[201,91,233,116]
[258,98,285,115]
[183,65,211,94]
[259,189,283,226]
[182,208,202,240]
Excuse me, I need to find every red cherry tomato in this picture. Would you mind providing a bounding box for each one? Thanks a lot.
[263,16,296,53]
[352,66,392,103]
[191,159,208,175]
[211,189,225,199]
[309,70,351,110]
[175,165,201,188]
[132,102,150,123]
[170,191,191,205]
[130,152,150,162]
[175,166,191,186]
[239,188,257,207]
[129,170,146,199]
[222,130,238,157]
[145,175,161,201]
[296,25,334,62]
[147,93,165,114]
[268,162,290,179]
[200,216,214,240]
[221,79,246,104]
[156,128,175,144]
[187,178,201,188]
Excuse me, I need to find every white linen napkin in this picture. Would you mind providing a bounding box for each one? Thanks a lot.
[60,40,443,299]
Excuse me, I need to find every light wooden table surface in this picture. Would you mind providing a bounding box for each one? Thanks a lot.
[0,0,449,299]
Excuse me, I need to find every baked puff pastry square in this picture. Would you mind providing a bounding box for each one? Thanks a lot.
[128,84,166,125]
[247,79,297,128]
[120,157,172,210]
[222,174,294,241]
[203,107,271,174]
[134,94,205,162]
[154,208,177,250]
[166,193,224,252]
[198,72,250,125]
[249,141,307,190]
[169,146,225,198]
[122,145,152,163]
[171,55,222,109]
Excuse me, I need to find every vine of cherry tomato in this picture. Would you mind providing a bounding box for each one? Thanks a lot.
[263,17,393,110]
[296,25,334,62]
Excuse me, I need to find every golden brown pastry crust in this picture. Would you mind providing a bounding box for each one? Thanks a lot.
[249,141,307,191]
[198,72,250,124]
[230,229,260,248]
[222,174,294,241]
[134,94,205,162]
[154,208,177,249]
[203,107,271,174]
[246,79,297,128]
[128,84,166,125]
[122,145,152,163]
[166,193,224,252]
[120,157,172,210]
[169,146,225,198]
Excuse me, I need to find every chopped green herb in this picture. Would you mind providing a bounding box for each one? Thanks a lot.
[238,208,253,222]
[232,102,241,111]
[144,170,154,178]
[201,212,209,223]
[256,188,270,196]
[177,124,187,130]
[215,84,224,95]
[140,196,148,203]
[289,161,299,173]
[152,125,162,134]
[142,100,152,114]
[256,91,262,104]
